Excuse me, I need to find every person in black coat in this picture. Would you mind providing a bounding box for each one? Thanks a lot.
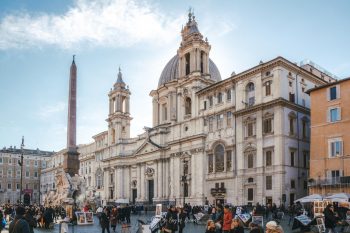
[178,207,187,233]
[324,204,338,233]
[165,205,178,233]
[100,208,111,233]
[24,208,36,233]
[9,206,30,233]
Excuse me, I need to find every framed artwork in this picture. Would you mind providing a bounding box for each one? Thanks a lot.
[316,217,325,233]
[252,216,263,227]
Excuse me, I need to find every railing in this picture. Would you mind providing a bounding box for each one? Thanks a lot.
[211,187,226,195]
[308,176,350,186]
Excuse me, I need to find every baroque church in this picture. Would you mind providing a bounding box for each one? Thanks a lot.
[42,12,336,207]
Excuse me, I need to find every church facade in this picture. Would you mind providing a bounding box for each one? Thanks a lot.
[94,13,335,207]
[42,13,336,207]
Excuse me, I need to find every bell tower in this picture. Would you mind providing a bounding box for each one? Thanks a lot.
[178,10,211,78]
[107,67,132,145]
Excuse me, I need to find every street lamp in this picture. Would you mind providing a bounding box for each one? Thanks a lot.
[18,136,24,204]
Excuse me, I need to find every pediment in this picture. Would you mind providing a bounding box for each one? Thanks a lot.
[134,141,158,155]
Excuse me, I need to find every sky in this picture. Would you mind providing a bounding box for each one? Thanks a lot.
[0,0,349,152]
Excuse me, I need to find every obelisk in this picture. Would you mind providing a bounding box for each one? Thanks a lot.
[63,55,80,177]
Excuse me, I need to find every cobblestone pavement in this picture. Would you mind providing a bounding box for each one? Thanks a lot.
[2,213,346,233]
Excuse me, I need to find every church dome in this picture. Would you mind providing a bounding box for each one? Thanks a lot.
[158,54,221,87]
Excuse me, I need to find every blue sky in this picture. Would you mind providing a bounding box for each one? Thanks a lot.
[0,0,349,151]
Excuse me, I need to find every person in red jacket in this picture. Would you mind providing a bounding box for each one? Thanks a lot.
[222,205,233,233]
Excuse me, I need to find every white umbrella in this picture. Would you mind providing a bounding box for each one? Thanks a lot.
[325,193,350,202]
[294,194,323,203]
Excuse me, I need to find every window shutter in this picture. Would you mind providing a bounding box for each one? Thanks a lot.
[327,109,330,122]
[337,107,341,121]
[327,88,330,101]
[336,85,340,99]
[340,141,343,156]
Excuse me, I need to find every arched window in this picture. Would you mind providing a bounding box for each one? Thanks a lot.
[247,154,254,168]
[185,97,192,115]
[215,144,225,172]
[217,92,223,104]
[246,82,255,106]
[200,51,204,73]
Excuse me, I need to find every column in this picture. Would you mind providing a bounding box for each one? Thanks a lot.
[154,162,158,201]
[137,164,141,200]
[156,160,161,199]
[109,99,113,114]
[114,168,118,199]
[140,164,145,201]
[125,97,130,114]
[191,156,196,197]
[153,98,159,126]
[174,157,181,198]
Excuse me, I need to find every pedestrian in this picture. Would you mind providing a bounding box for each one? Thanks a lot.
[24,207,37,233]
[178,207,186,233]
[249,222,263,233]
[206,220,216,233]
[9,206,30,233]
[110,207,117,233]
[324,204,339,233]
[165,205,178,233]
[222,205,232,233]
[230,218,244,233]
[100,208,111,233]
[265,221,284,233]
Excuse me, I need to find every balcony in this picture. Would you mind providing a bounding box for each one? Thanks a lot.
[308,176,350,187]
[210,187,226,195]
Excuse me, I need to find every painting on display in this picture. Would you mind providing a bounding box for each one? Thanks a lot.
[75,212,94,225]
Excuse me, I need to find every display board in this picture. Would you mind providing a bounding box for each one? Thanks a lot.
[313,201,332,217]
[252,216,263,227]
[295,215,312,226]
[75,212,94,225]
[316,217,325,233]
[155,204,162,217]
[238,213,251,224]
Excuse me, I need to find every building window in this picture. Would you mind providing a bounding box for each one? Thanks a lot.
[289,92,295,102]
[215,144,225,172]
[209,96,213,107]
[203,100,207,110]
[34,171,38,178]
[304,180,308,190]
[16,170,20,178]
[246,82,255,106]
[185,53,190,75]
[226,112,232,127]
[16,183,20,190]
[329,107,341,122]
[248,177,254,183]
[183,161,189,175]
[217,92,223,104]
[263,118,273,134]
[0,170,2,177]
[26,170,30,178]
[26,160,30,166]
[329,139,343,157]
[289,113,296,135]
[266,176,272,190]
[302,119,308,138]
[203,117,208,126]
[209,116,214,132]
[0,157,2,163]
[185,97,192,115]
[34,160,38,167]
[266,151,272,166]
[8,183,11,189]
[7,169,12,177]
[217,114,223,129]
[226,89,231,101]
[248,188,254,201]
[226,150,232,171]
[291,180,296,189]
[208,154,213,173]
[265,81,272,96]
[110,173,114,183]
[290,151,295,167]
[247,154,254,168]
[246,122,255,137]
[329,86,338,100]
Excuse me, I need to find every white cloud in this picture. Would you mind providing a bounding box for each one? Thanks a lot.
[0,0,183,50]
[38,102,66,119]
